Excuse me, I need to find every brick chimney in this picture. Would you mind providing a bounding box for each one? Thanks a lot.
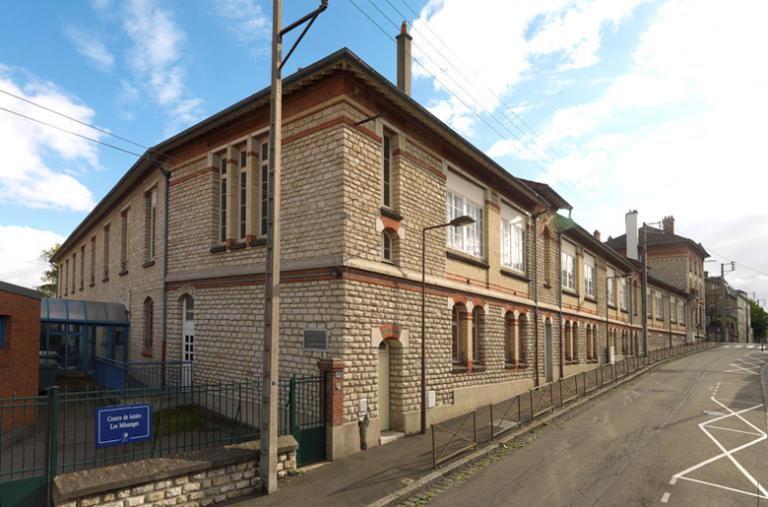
[662,215,675,235]
[593,230,601,241]
[396,21,412,95]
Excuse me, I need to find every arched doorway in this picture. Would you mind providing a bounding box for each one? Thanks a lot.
[378,340,391,431]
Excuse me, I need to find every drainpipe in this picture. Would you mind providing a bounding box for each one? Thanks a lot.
[531,211,544,387]
[160,167,170,385]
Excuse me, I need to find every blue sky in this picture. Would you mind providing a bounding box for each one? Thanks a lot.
[1,0,767,302]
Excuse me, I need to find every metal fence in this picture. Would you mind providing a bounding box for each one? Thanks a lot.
[94,357,193,390]
[434,341,715,467]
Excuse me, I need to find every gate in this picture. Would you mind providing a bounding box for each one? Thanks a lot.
[289,375,327,467]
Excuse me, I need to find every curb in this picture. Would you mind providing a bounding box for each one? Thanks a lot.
[368,344,717,507]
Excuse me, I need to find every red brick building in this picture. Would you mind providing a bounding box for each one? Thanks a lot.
[0,281,42,408]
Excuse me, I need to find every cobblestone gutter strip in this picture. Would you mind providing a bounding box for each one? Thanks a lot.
[368,345,717,507]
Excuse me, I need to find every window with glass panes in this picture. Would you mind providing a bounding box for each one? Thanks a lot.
[239,147,247,240]
[446,191,483,257]
[607,267,616,306]
[260,142,269,236]
[501,204,526,273]
[218,154,227,242]
[561,241,576,291]
[383,134,391,207]
[656,291,663,319]
[621,278,629,310]
[584,254,596,298]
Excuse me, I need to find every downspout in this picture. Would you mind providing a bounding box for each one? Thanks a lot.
[160,167,170,385]
[532,213,540,387]
[558,232,564,380]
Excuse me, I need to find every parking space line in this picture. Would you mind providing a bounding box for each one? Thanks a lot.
[704,425,763,437]
[661,492,670,503]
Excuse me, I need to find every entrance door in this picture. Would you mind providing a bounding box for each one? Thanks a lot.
[378,341,390,431]
[545,320,553,383]
[181,296,194,387]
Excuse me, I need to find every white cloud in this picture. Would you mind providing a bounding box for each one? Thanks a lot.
[121,0,203,131]
[0,226,64,289]
[64,25,115,71]
[214,0,270,43]
[411,0,647,136]
[0,67,97,211]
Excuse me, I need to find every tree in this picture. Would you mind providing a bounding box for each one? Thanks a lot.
[37,243,60,297]
[749,300,768,341]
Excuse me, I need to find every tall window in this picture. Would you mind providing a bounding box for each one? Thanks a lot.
[90,237,96,286]
[572,323,578,361]
[382,231,394,262]
[383,134,392,207]
[472,306,484,365]
[145,188,157,261]
[584,254,596,298]
[239,147,247,240]
[501,205,526,273]
[103,224,110,281]
[64,259,69,296]
[72,252,77,293]
[586,325,593,360]
[656,291,664,319]
[260,142,269,236]
[451,304,466,365]
[647,288,652,317]
[564,321,573,361]
[218,154,228,242]
[607,267,616,306]
[518,315,527,364]
[120,208,129,273]
[544,228,552,285]
[143,297,154,356]
[671,298,677,322]
[504,312,516,364]
[447,191,483,257]
[0,316,7,348]
[79,245,85,290]
[620,278,628,311]
[561,241,576,291]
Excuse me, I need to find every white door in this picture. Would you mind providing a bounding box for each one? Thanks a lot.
[378,341,390,431]
[182,296,195,387]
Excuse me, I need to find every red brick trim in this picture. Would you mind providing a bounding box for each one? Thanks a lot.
[380,215,400,233]
[380,323,400,341]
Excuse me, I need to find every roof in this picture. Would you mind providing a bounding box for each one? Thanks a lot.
[41,298,129,324]
[560,216,637,272]
[647,274,689,298]
[519,179,572,211]
[0,280,43,300]
[54,47,551,262]
[605,225,709,258]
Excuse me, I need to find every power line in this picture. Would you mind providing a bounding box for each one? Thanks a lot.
[0,105,167,166]
[704,247,768,279]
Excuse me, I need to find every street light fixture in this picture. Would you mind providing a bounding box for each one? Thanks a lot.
[420,215,475,434]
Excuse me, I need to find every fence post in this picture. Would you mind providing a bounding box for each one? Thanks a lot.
[489,403,494,441]
[431,425,436,470]
[530,390,535,421]
[289,374,297,435]
[46,386,59,507]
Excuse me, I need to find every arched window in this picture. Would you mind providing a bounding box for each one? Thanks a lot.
[504,312,516,364]
[143,297,154,356]
[472,306,485,365]
[518,314,528,364]
[451,304,466,365]
[564,321,572,362]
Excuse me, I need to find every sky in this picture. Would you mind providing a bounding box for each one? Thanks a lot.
[0,0,766,304]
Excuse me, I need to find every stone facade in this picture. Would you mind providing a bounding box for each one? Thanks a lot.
[52,50,698,459]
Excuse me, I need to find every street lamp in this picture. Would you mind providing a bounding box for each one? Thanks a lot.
[420,215,475,434]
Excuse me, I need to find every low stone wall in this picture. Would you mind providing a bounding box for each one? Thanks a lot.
[54,435,298,507]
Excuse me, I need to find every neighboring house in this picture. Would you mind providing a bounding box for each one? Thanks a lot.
[51,33,695,459]
[705,278,753,342]
[0,281,42,429]
[606,214,709,340]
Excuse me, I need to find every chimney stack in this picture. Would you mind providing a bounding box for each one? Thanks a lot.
[593,230,601,241]
[625,210,639,260]
[396,21,412,95]
[662,215,675,235]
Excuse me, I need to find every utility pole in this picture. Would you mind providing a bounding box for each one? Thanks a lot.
[261,0,328,493]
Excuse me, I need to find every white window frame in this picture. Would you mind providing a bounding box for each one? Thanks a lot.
[620,278,629,311]
[607,267,616,307]
[218,153,228,243]
[500,203,526,273]
[238,147,247,241]
[656,291,664,319]
[560,241,576,291]
[446,191,484,257]
[584,254,596,298]
[383,133,392,208]
[260,141,269,237]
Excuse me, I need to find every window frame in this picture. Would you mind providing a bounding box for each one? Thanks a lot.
[239,151,247,241]
[382,133,392,208]
[0,316,7,348]
[218,153,228,243]
[584,254,596,299]
[446,190,484,258]
[103,224,110,281]
[500,203,527,274]
[143,298,154,356]
[607,267,616,307]
[655,291,664,319]
[260,141,269,237]
[120,207,129,274]
[620,277,629,311]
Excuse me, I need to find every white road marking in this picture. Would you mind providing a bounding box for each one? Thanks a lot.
[670,396,768,500]
[669,477,678,485]
[704,424,764,437]
[661,492,670,503]
[724,355,764,375]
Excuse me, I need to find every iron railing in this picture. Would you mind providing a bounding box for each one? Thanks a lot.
[94,357,193,390]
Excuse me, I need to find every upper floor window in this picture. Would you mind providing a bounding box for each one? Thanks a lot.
[620,278,629,311]
[446,191,483,257]
[584,254,596,298]
[0,316,7,348]
[544,228,552,285]
[145,188,157,261]
[671,298,677,322]
[383,134,392,208]
[218,153,228,242]
[72,252,77,293]
[655,291,664,319]
[143,297,154,356]
[79,244,85,290]
[561,241,576,291]
[607,267,616,307]
[260,142,269,236]
[647,288,652,317]
[501,204,526,273]
[90,237,96,286]
[238,146,247,240]
[64,259,69,296]
[120,208,129,274]
[103,224,110,281]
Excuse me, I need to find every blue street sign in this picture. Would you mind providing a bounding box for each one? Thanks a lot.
[96,404,152,448]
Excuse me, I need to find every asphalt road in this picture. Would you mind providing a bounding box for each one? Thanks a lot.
[430,345,768,507]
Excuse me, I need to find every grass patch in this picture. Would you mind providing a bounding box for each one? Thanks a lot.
[152,404,251,436]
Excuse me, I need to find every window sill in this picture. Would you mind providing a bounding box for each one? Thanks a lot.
[89,282,95,288]
[141,350,153,358]
[119,270,128,277]
[620,308,629,314]
[561,288,578,296]
[500,268,529,282]
[608,303,617,309]
[471,364,487,373]
[565,360,580,365]
[230,241,247,251]
[209,244,227,254]
[102,277,109,283]
[247,237,267,247]
[379,206,403,221]
[543,282,552,289]
[143,260,156,268]
[505,362,529,370]
[584,296,597,304]
[451,364,469,374]
[586,359,599,364]
[446,250,489,269]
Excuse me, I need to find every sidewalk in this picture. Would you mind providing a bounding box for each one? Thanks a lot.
[224,404,496,507]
